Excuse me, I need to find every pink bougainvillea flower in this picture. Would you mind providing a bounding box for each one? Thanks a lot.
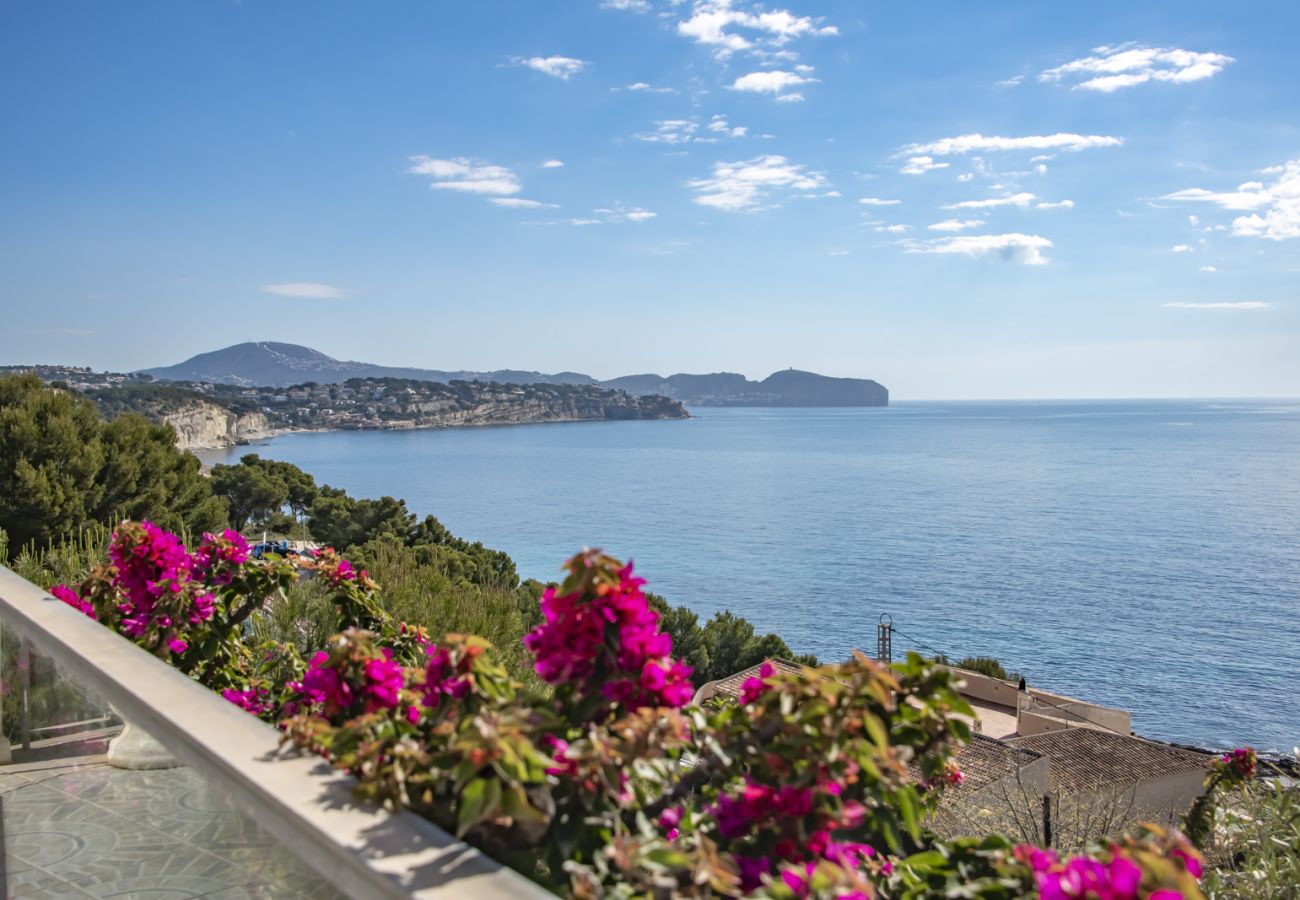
[739,661,776,705]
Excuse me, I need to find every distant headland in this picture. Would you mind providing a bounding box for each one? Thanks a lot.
[139,342,890,408]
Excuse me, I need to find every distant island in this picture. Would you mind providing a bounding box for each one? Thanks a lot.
[140,342,890,407]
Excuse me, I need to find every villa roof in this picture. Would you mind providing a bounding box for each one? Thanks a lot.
[908,733,1045,792]
[707,658,807,700]
[1007,729,1212,794]
[951,734,1046,791]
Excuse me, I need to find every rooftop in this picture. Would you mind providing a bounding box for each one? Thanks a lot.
[1008,728,1212,794]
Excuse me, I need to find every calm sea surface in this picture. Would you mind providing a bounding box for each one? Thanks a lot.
[200,400,1300,751]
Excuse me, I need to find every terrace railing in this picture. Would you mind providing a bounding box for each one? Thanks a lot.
[0,564,552,899]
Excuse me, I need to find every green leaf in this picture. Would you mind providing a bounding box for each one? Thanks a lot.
[897,788,922,842]
[456,777,501,837]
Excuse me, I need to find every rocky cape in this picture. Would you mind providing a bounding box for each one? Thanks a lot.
[140,343,889,407]
[79,377,688,451]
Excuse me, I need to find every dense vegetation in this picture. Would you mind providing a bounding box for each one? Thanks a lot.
[0,375,225,549]
[83,381,263,418]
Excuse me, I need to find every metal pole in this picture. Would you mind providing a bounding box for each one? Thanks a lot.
[19,640,31,751]
[876,614,893,664]
[1042,794,1053,847]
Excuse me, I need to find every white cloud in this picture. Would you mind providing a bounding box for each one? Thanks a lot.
[634,119,699,144]
[689,154,829,211]
[1040,44,1234,92]
[601,0,650,9]
[708,114,748,137]
[909,233,1053,265]
[943,192,1037,209]
[995,75,1024,88]
[1162,159,1300,240]
[514,56,589,80]
[261,282,347,299]
[1199,265,1217,272]
[490,198,557,208]
[928,218,985,232]
[1036,199,1074,209]
[859,197,901,206]
[957,172,974,183]
[903,133,1123,156]
[408,156,522,196]
[1171,244,1194,253]
[593,204,659,223]
[731,69,815,98]
[676,2,837,56]
[1188,214,1199,225]
[542,159,565,168]
[900,155,949,175]
[1163,301,1268,310]
[875,224,910,233]
[620,81,678,93]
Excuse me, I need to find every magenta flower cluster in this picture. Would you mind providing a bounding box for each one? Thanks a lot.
[1221,747,1257,779]
[221,686,272,715]
[293,647,405,716]
[54,522,249,656]
[523,560,693,710]
[421,644,471,708]
[1016,845,1186,900]
[738,662,776,705]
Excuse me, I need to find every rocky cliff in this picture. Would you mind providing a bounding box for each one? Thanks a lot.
[162,403,273,451]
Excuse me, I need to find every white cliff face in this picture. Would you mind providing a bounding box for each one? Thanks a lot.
[163,403,273,450]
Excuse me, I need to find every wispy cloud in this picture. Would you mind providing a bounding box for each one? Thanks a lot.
[512,56,589,80]
[928,218,985,232]
[634,119,701,144]
[708,114,748,137]
[730,69,815,100]
[490,198,557,209]
[594,204,658,222]
[875,224,910,234]
[689,154,830,211]
[942,192,1038,210]
[261,282,347,299]
[542,159,565,168]
[1171,244,1194,253]
[995,75,1024,88]
[1036,199,1074,209]
[1040,44,1234,92]
[900,155,949,175]
[908,233,1053,265]
[903,133,1123,156]
[1199,265,1218,273]
[1161,160,1300,240]
[1163,301,1268,310]
[618,81,679,93]
[408,156,521,196]
[600,0,651,10]
[859,197,901,206]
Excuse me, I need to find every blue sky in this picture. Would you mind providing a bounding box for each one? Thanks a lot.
[1,0,1297,398]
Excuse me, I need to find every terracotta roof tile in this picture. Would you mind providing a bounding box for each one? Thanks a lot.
[709,659,806,700]
[910,734,1045,792]
[1008,729,1212,794]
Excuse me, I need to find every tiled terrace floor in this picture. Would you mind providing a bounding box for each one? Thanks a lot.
[967,699,1019,740]
[0,737,346,899]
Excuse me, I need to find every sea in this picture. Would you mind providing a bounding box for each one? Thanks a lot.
[199,400,1300,752]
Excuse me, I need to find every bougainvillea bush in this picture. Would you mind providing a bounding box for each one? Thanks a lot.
[53,522,1226,899]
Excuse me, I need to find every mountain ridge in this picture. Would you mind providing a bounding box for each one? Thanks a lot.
[140,342,888,407]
